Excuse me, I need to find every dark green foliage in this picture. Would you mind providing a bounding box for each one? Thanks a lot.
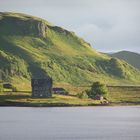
[87,82,108,99]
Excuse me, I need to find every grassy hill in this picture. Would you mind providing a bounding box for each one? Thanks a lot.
[0,12,140,90]
[108,51,140,70]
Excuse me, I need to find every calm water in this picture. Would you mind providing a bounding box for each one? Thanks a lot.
[0,106,140,140]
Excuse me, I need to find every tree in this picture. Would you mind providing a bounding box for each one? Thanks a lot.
[87,81,108,99]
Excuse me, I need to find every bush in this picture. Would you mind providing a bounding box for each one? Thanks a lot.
[77,91,88,99]
[87,81,108,99]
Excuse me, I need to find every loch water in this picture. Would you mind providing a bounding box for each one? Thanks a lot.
[0,106,140,140]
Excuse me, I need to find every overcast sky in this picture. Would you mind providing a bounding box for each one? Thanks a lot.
[0,0,140,53]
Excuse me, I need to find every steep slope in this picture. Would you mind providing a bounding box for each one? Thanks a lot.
[109,51,140,70]
[0,12,140,89]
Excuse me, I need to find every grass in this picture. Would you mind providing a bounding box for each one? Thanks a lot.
[0,92,101,107]
[107,86,140,105]
[0,12,140,107]
[0,85,140,106]
[0,12,140,87]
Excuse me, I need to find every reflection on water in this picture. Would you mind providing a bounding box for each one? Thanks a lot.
[0,106,140,140]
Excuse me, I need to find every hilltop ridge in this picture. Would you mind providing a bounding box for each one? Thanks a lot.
[108,51,140,70]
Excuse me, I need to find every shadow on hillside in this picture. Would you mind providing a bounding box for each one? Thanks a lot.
[0,37,50,79]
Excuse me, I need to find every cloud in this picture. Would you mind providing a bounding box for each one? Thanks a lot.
[0,0,140,53]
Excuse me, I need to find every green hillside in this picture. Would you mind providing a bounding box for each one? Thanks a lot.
[0,12,140,90]
[109,51,140,70]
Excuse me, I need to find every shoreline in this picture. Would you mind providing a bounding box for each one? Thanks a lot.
[1,91,140,107]
[0,102,140,107]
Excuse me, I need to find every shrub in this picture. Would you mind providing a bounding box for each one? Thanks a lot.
[77,91,88,99]
[87,81,108,99]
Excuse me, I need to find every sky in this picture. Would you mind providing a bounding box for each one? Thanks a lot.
[0,0,140,53]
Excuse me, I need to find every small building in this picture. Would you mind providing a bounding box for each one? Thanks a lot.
[52,88,68,95]
[3,83,12,89]
[31,76,52,98]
